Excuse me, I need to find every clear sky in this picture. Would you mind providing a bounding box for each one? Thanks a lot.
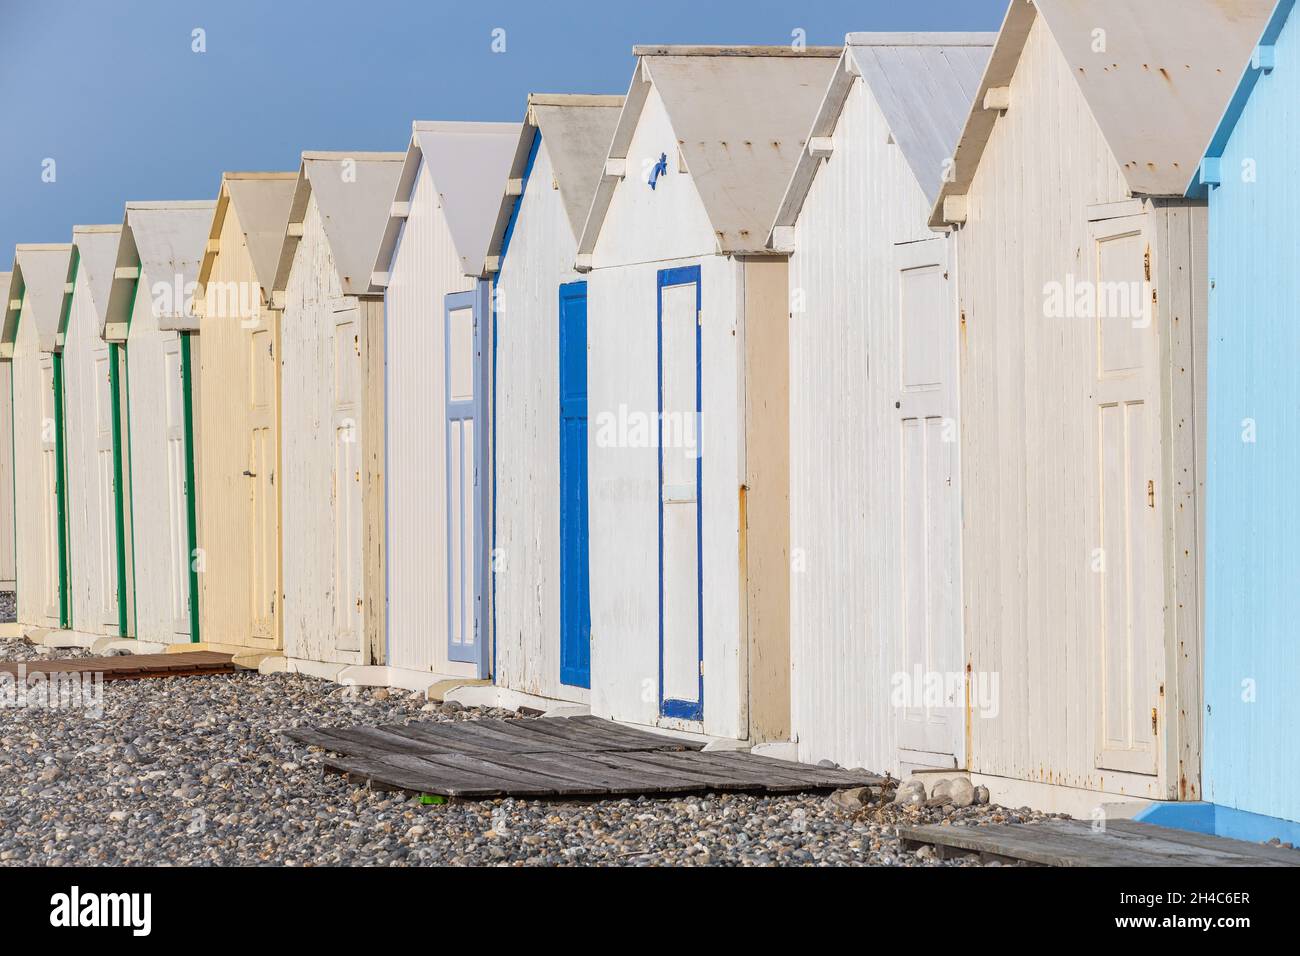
[0,0,1009,257]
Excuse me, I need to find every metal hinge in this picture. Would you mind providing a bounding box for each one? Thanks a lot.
[699,660,705,676]
[1147,480,1155,508]
[1151,707,1158,735]
[1144,247,1151,282]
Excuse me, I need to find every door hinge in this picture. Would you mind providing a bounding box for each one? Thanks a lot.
[1147,480,1155,508]
[697,310,702,327]
[699,660,705,677]
[1151,707,1158,735]
[1144,247,1151,282]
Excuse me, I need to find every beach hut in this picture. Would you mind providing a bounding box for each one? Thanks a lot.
[101,200,215,647]
[369,121,519,687]
[191,172,296,657]
[483,94,623,708]
[0,272,15,594]
[270,152,404,673]
[928,0,1271,812]
[1183,0,1300,840]
[2,244,74,636]
[574,46,840,741]
[63,225,132,644]
[766,33,993,775]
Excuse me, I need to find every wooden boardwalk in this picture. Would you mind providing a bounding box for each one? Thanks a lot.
[900,819,1300,867]
[0,651,236,682]
[285,715,883,799]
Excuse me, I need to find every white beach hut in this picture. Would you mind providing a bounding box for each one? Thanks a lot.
[102,200,215,647]
[63,224,132,645]
[575,46,840,741]
[768,33,993,775]
[927,0,1271,812]
[369,121,519,689]
[2,244,74,637]
[483,93,623,708]
[271,151,404,674]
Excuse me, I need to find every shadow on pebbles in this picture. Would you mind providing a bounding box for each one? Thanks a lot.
[0,638,1064,866]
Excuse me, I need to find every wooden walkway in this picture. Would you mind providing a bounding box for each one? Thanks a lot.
[285,715,883,799]
[900,819,1300,867]
[0,651,236,682]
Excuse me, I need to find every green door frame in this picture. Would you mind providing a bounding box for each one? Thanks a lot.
[52,251,79,631]
[107,341,131,637]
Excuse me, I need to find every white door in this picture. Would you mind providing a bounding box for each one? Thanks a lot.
[1090,216,1162,776]
[895,239,962,762]
[332,307,363,656]
[163,340,191,637]
[39,356,60,623]
[657,268,703,721]
[93,347,119,631]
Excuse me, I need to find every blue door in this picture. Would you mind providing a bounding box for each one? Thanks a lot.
[559,282,591,688]
[657,266,703,721]
[445,283,490,676]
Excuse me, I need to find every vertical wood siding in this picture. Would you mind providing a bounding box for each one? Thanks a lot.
[125,278,193,643]
[280,195,374,666]
[0,359,14,588]
[64,265,120,636]
[1203,7,1300,822]
[385,159,475,676]
[787,78,945,773]
[494,139,590,703]
[956,17,1206,798]
[11,312,58,628]
[196,204,281,650]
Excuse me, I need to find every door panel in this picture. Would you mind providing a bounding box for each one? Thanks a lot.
[895,241,962,760]
[94,349,119,630]
[249,328,276,643]
[1091,217,1161,776]
[164,342,190,636]
[559,282,591,689]
[333,311,362,654]
[658,268,702,720]
[40,357,60,621]
[444,287,487,673]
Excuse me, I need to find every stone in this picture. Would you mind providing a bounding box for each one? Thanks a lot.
[371,688,390,702]
[929,779,952,800]
[827,787,872,810]
[948,778,975,808]
[974,785,990,805]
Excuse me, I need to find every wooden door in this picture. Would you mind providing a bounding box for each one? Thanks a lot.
[559,281,591,689]
[657,266,703,721]
[444,285,487,674]
[895,239,962,761]
[93,346,119,631]
[39,355,61,623]
[248,325,277,644]
[332,307,363,656]
[163,340,191,637]
[1091,216,1162,776]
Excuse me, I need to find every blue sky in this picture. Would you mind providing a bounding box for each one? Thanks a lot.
[0,0,1009,257]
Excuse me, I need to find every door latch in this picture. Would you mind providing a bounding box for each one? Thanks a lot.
[243,470,256,477]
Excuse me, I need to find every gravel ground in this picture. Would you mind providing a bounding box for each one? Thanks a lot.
[0,592,15,624]
[0,637,1062,866]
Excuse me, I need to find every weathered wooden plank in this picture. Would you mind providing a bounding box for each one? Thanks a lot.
[469,752,670,796]
[1103,819,1300,864]
[900,820,1300,868]
[323,754,522,799]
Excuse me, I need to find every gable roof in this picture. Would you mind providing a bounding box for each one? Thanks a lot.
[69,225,122,331]
[195,172,297,312]
[1190,0,1292,196]
[577,46,842,259]
[485,94,624,269]
[272,151,405,299]
[770,33,994,244]
[932,0,1274,226]
[4,244,72,355]
[370,121,521,287]
[103,200,216,338]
